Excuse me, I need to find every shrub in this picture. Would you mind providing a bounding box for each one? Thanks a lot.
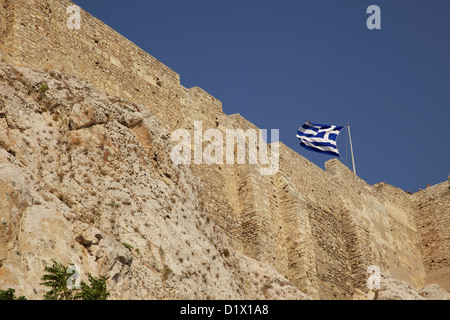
[38,83,49,94]
[162,266,173,281]
[75,274,110,300]
[0,288,27,300]
[40,259,110,300]
[40,259,76,300]
[107,202,120,209]
[123,242,133,251]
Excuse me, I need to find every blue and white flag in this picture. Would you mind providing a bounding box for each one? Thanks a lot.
[296,120,344,157]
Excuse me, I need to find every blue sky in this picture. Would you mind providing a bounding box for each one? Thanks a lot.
[72,0,449,193]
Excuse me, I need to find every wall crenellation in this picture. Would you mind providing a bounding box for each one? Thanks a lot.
[0,0,448,298]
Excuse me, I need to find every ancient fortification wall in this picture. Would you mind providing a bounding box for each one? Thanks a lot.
[412,182,450,289]
[0,0,448,298]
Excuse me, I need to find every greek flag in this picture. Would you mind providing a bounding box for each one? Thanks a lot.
[296,120,344,157]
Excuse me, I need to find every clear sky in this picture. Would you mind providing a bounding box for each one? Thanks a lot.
[72,0,449,193]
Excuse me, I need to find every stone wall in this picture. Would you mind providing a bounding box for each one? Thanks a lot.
[0,0,16,57]
[412,182,450,289]
[0,0,188,129]
[0,0,448,298]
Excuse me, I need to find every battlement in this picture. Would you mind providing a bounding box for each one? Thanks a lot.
[0,0,447,298]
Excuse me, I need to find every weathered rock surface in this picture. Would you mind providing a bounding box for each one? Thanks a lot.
[418,284,450,300]
[0,62,309,300]
[0,62,447,300]
[352,272,449,300]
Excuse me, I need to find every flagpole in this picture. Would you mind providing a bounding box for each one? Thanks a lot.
[347,123,356,174]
